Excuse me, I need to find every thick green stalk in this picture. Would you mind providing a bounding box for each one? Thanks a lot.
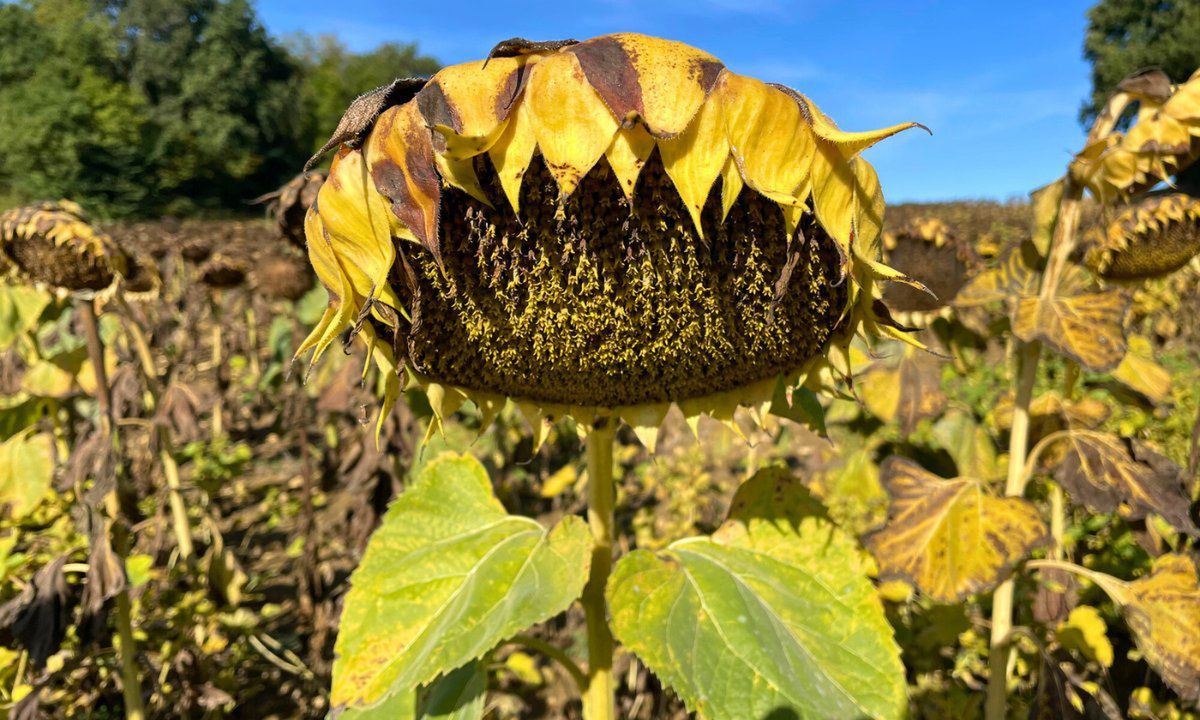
[582,420,616,720]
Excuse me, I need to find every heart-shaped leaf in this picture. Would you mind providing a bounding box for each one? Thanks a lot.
[608,466,906,720]
[865,457,1048,602]
[1011,271,1130,372]
[331,454,591,710]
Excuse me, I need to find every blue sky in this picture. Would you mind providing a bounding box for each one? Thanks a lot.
[258,0,1097,203]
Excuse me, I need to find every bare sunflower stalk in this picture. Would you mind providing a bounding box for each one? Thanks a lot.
[295,33,925,718]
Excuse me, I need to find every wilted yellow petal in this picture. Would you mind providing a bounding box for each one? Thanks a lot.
[812,145,886,254]
[568,33,724,138]
[419,57,528,159]
[720,73,814,206]
[604,124,655,201]
[364,104,442,262]
[526,51,619,197]
[487,100,537,213]
[719,156,743,221]
[659,95,728,236]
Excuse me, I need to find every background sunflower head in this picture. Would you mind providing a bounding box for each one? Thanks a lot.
[298,33,925,439]
[0,201,129,296]
[1085,192,1200,280]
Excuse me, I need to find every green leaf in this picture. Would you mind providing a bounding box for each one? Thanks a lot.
[769,382,826,436]
[332,453,591,710]
[0,283,50,351]
[338,661,486,720]
[0,427,55,519]
[932,409,1002,480]
[608,466,906,720]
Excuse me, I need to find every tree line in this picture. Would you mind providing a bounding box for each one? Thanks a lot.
[0,0,438,217]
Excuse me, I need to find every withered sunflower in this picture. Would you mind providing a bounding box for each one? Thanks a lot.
[1085,192,1200,280]
[1070,69,1200,203]
[0,201,129,296]
[297,33,926,443]
[254,171,327,248]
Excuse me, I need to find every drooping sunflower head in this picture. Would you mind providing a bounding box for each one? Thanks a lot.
[198,253,249,289]
[0,201,128,295]
[1085,193,1200,280]
[1070,69,1200,203]
[299,33,925,441]
[881,218,978,315]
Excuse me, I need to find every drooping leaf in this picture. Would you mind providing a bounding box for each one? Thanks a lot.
[865,457,1048,602]
[1011,271,1131,372]
[331,454,591,710]
[1030,178,1065,257]
[1084,554,1200,701]
[608,466,906,720]
[1052,430,1197,535]
[932,409,1003,480]
[0,427,54,520]
[858,343,945,436]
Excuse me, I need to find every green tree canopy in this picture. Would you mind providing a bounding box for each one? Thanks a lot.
[1082,0,1200,121]
[0,0,440,217]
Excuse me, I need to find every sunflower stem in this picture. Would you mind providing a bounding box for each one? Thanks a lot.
[582,419,616,720]
[985,339,1040,720]
[79,299,146,720]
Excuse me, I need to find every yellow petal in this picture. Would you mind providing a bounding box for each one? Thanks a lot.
[659,95,728,237]
[619,403,669,453]
[719,156,743,221]
[364,104,442,263]
[604,124,655,201]
[812,146,885,255]
[433,153,492,207]
[487,99,537,214]
[568,33,724,138]
[526,51,619,197]
[802,94,925,158]
[419,56,528,160]
[720,73,814,205]
[317,148,402,309]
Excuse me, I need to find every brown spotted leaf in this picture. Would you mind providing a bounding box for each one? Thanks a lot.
[1012,272,1131,372]
[858,343,945,436]
[865,457,1049,602]
[1086,555,1200,701]
[1053,430,1197,535]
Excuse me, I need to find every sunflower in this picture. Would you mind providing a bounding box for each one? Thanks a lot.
[297,33,925,442]
[0,201,129,295]
[1069,69,1200,203]
[1085,192,1200,280]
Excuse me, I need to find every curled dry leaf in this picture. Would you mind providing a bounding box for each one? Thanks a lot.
[1011,270,1131,372]
[865,457,1049,602]
[1051,429,1197,536]
[0,556,72,667]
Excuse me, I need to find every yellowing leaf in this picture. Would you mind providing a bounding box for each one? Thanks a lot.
[1112,335,1172,404]
[1052,430,1196,535]
[1030,178,1065,257]
[1085,555,1200,701]
[1012,279,1130,372]
[539,464,578,499]
[340,660,487,720]
[331,454,591,710]
[858,343,946,436]
[865,457,1048,602]
[608,466,906,720]
[953,242,1039,308]
[0,427,54,519]
[808,447,888,534]
[1057,606,1114,668]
